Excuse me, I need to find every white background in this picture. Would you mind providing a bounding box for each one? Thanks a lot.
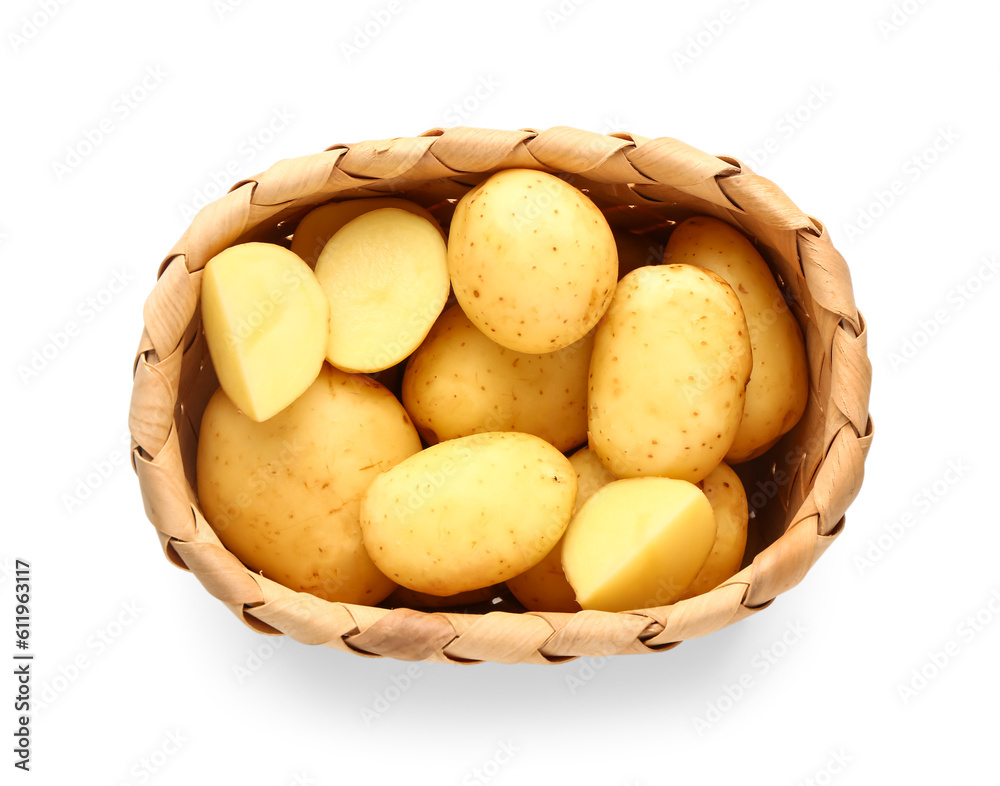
[4,0,999,783]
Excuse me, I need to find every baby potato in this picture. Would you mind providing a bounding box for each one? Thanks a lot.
[447,169,618,353]
[589,264,753,483]
[291,197,445,267]
[506,444,617,613]
[401,304,593,451]
[562,477,717,612]
[665,217,807,462]
[360,432,577,596]
[314,208,450,373]
[201,242,329,422]
[196,364,422,604]
[679,462,749,599]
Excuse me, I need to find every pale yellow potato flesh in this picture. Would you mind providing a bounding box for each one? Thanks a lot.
[447,169,618,353]
[665,217,808,462]
[506,445,617,612]
[401,304,593,451]
[196,364,422,604]
[290,197,445,267]
[360,432,577,596]
[200,242,329,422]
[314,208,450,373]
[588,264,752,483]
[679,462,749,599]
[562,477,717,612]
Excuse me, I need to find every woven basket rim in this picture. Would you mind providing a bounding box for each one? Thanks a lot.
[129,125,874,664]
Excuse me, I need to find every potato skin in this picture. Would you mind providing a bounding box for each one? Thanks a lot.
[588,264,752,483]
[196,364,421,604]
[665,217,807,462]
[360,432,577,596]
[447,169,618,353]
[401,304,593,451]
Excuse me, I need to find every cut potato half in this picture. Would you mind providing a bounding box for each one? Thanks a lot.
[314,208,450,373]
[201,242,329,422]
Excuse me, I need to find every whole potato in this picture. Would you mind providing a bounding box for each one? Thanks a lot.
[505,444,617,613]
[196,364,422,604]
[360,432,577,596]
[401,304,593,451]
[665,217,808,462]
[589,264,753,483]
[679,461,749,599]
[447,169,618,353]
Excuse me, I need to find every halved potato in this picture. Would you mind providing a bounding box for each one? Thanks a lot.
[561,477,716,612]
[314,208,450,373]
[200,242,329,422]
[291,198,445,267]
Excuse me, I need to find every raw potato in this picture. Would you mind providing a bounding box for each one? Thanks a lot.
[291,198,445,267]
[506,445,617,613]
[201,242,329,422]
[196,364,422,604]
[401,304,593,450]
[315,208,450,373]
[665,217,808,462]
[562,477,717,612]
[360,432,577,596]
[679,462,749,600]
[588,264,753,483]
[447,169,618,353]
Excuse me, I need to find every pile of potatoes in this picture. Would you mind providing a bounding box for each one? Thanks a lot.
[195,169,808,613]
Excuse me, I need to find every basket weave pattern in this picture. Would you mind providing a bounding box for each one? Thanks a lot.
[129,126,873,664]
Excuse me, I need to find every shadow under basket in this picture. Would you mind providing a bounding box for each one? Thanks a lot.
[128,126,874,665]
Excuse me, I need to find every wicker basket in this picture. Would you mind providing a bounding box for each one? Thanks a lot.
[129,126,873,664]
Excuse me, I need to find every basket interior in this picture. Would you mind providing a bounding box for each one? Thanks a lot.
[168,168,831,615]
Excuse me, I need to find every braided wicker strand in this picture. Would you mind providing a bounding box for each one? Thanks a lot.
[129,126,873,664]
